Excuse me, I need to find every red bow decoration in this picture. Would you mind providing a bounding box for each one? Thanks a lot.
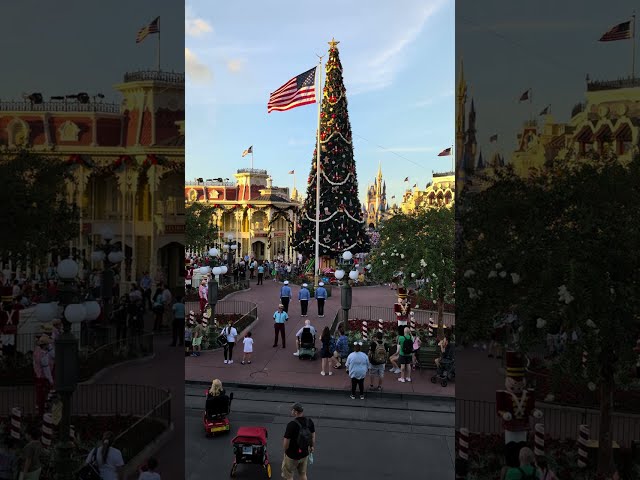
[67,154,83,165]
[114,155,133,168]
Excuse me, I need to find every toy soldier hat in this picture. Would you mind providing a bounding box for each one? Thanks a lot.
[40,323,54,333]
[398,287,407,298]
[37,335,52,345]
[318,282,324,286]
[1,286,12,304]
[505,351,525,378]
[284,281,289,285]
[302,283,308,288]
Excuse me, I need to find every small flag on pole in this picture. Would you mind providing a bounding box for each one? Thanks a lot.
[391,195,396,199]
[136,17,160,43]
[519,89,530,102]
[489,134,498,142]
[242,146,253,157]
[412,183,417,188]
[268,67,317,113]
[599,21,632,41]
[539,105,550,115]
[288,170,295,174]
[404,177,409,182]
[438,147,452,156]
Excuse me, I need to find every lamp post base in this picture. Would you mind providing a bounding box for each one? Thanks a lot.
[53,440,75,480]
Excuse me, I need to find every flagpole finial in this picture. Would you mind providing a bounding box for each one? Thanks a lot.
[328,38,340,49]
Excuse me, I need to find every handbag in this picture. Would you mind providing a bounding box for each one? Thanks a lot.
[78,448,100,480]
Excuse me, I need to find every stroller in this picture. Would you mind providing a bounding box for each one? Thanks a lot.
[297,327,316,360]
[230,426,272,478]
[203,390,234,437]
[431,351,455,387]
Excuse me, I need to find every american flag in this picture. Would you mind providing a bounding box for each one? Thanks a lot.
[438,147,452,156]
[288,170,295,174]
[519,89,530,102]
[599,21,632,42]
[489,134,498,142]
[136,17,160,43]
[268,67,316,113]
[242,146,253,157]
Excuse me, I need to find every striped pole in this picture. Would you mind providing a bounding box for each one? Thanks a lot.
[46,389,56,411]
[458,427,469,461]
[534,423,544,457]
[577,424,589,468]
[70,424,75,441]
[428,318,435,337]
[378,318,383,333]
[410,317,416,333]
[10,407,21,440]
[582,351,588,377]
[362,321,368,341]
[41,413,54,448]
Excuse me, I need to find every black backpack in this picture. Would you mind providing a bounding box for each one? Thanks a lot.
[295,418,312,455]
[402,335,414,355]
[517,467,536,480]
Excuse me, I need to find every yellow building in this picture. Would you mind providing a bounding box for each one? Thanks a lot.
[185,169,301,261]
[399,172,455,214]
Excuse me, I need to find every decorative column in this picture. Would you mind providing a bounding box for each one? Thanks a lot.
[73,165,91,269]
[147,165,166,283]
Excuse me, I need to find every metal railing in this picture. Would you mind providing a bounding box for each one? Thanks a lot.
[0,101,120,113]
[123,70,185,84]
[337,305,455,327]
[455,398,640,448]
[587,77,640,91]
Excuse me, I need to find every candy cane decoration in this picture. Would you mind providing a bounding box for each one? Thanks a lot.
[428,318,435,337]
[577,424,589,468]
[10,407,21,440]
[378,319,383,333]
[582,351,588,377]
[410,317,416,333]
[70,424,75,441]
[458,427,469,461]
[41,413,54,448]
[362,321,368,341]
[534,423,544,457]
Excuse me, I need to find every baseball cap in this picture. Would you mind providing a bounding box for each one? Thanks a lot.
[291,403,304,413]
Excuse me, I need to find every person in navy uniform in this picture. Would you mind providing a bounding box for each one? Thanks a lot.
[298,284,310,317]
[280,281,292,313]
[315,282,327,317]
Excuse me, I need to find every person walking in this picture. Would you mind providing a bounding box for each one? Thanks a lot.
[222,320,238,364]
[280,281,292,313]
[273,304,288,348]
[346,341,370,399]
[241,331,253,365]
[282,403,315,480]
[319,326,335,376]
[368,331,388,391]
[257,263,264,285]
[298,284,310,317]
[315,282,327,317]
[84,431,124,480]
[198,279,208,314]
[191,320,204,357]
[397,327,413,383]
[170,295,185,347]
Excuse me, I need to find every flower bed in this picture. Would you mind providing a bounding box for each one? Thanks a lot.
[459,432,638,480]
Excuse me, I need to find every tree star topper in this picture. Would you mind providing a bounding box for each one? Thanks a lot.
[328,37,340,49]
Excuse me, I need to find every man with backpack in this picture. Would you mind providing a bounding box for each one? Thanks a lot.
[368,331,388,391]
[282,403,315,480]
[504,447,538,480]
[397,327,413,383]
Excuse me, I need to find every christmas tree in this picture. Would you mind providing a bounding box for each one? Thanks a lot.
[294,39,370,258]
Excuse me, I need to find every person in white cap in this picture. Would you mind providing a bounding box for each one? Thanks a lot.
[315,282,327,317]
[298,283,311,317]
[280,281,292,313]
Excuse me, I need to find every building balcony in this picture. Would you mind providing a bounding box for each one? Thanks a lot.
[123,70,185,84]
[0,101,120,113]
[237,168,268,175]
[587,77,640,92]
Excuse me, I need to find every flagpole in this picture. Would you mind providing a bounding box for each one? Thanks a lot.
[314,55,324,288]
[632,12,636,79]
[157,17,161,71]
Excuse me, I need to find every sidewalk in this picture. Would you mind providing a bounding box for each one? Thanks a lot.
[185,281,454,398]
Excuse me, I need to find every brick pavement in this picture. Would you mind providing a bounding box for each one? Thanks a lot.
[185,280,455,397]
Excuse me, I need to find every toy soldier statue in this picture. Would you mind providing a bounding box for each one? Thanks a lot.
[496,351,542,468]
[393,287,411,336]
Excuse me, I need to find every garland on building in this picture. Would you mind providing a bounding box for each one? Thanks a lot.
[266,205,299,250]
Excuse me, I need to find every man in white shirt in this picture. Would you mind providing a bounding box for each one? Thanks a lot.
[294,319,317,356]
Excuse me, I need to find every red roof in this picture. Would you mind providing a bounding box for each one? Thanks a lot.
[232,426,268,445]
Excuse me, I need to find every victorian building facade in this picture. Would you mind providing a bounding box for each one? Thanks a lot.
[399,172,455,214]
[185,169,301,262]
[0,70,185,291]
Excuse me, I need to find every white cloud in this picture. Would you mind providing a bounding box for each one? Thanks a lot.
[226,59,243,73]
[185,47,213,84]
[185,5,213,37]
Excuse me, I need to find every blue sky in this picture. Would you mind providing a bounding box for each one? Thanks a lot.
[185,0,454,205]
[458,0,636,160]
[1,0,183,105]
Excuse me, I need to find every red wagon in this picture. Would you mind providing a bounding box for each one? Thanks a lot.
[230,426,271,478]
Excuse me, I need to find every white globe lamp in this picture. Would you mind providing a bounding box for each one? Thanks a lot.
[231,245,237,251]
[35,302,56,323]
[212,266,222,276]
[349,270,359,281]
[83,301,101,321]
[108,251,124,264]
[228,234,234,241]
[100,226,115,241]
[64,303,87,324]
[91,251,106,262]
[220,266,228,274]
[57,259,79,280]
[209,248,219,257]
[342,251,353,261]
[199,266,211,275]
[334,269,345,280]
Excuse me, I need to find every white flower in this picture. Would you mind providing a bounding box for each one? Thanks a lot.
[533,409,543,419]
[411,273,416,278]
[495,263,503,269]
[410,311,415,316]
[511,273,520,284]
[488,270,497,279]
[585,319,597,328]
[400,254,405,259]
[499,271,507,278]
[544,393,555,402]
[467,287,477,299]
[502,412,512,421]
[463,269,475,278]
[588,382,596,392]
[536,318,546,329]
[381,252,385,256]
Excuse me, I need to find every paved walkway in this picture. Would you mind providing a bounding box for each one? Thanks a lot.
[185,280,454,397]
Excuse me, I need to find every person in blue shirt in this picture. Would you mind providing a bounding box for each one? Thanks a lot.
[171,296,185,347]
[257,263,265,285]
[298,283,311,317]
[332,325,350,369]
[273,304,289,348]
[346,342,370,399]
[280,281,292,313]
[315,282,327,317]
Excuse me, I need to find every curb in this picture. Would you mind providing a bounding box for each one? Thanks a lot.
[185,379,454,402]
[122,422,174,479]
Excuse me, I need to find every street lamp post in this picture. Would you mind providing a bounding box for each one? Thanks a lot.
[202,248,228,337]
[90,227,124,327]
[40,258,100,480]
[334,251,359,332]
[222,234,238,282]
